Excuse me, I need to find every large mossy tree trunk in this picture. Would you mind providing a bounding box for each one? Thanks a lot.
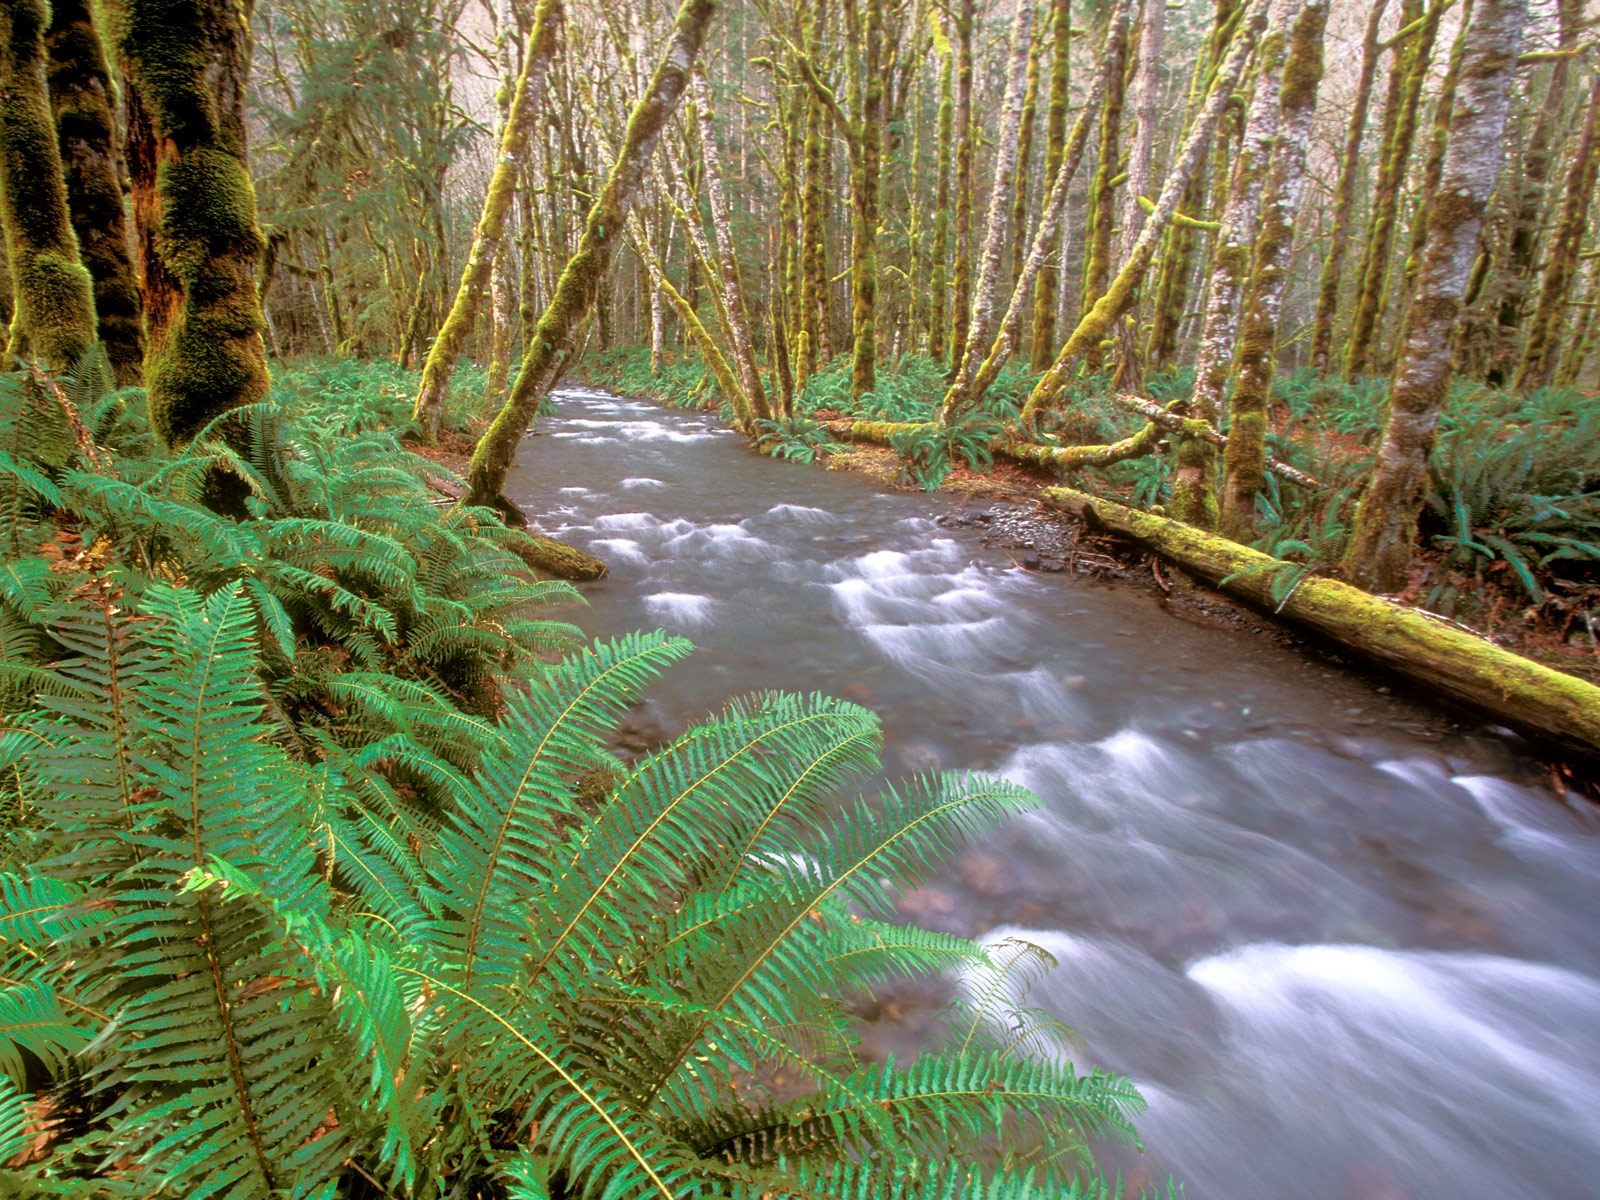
[0,0,98,373]
[43,0,143,385]
[1343,0,1525,592]
[104,0,270,449]
[466,0,717,515]
[946,0,975,373]
[413,0,563,441]
[1076,6,1129,375]
[1307,0,1389,374]
[1109,0,1165,392]
[1029,0,1073,371]
[1218,0,1328,537]
[1020,0,1270,427]
[927,31,954,361]
[1515,66,1600,392]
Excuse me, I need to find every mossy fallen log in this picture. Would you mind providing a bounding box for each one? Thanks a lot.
[507,531,609,581]
[817,418,1164,472]
[1040,483,1600,757]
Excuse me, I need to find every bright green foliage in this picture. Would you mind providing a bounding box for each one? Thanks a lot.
[0,360,1150,1197]
[757,416,843,463]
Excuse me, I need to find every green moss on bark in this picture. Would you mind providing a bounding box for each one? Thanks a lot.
[0,0,98,372]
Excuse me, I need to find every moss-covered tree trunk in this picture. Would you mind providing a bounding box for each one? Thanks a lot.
[0,0,97,372]
[1343,0,1441,379]
[1020,0,1270,427]
[1077,9,1130,374]
[1218,0,1327,537]
[946,0,974,373]
[1145,0,1237,372]
[43,0,143,384]
[1396,0,1472,310]
[104,0,269,448]
[466,0,717,514]
[1110,0,1165,392]
[413,0,563,440]
[485,0,524,406]
[799,0,829,372]
[1343,0,1525,592]
[939,0,1037,415]
[927,36,954,361]
[843,0,885,401]
[1307,0,1388,374]
[942,0,1128,421]
[692,67,771,422]
[1029,0,1072,371]
[1008,26,1043,298]
[1516,66,1600,391]
[1167,0,1296,527]
[1488,0,1581,384]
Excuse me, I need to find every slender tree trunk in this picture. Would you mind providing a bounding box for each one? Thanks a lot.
[946,0,975,372]
[0,0,97,373]
[1008,25,1044,297]
[1489,0,1582,383]
[845,0,885,400]
[43,0,142,384]
[105,0,268,449]
[1516,67,1600,391]
[1110,0,1165,391]
[485,0,524,407]
[1308,0,1388,374]
[941,0,1129,421]
[1344,0,1525,592]
[1397,0,1472,311]
[799,0,829,372]
[1558,256,1600,388]
[1219,0,1329,536]
[928,38,954,360]
[1169,0,1298,527]
[1344,0,1441,379]
[1078,7,1131,372]
[941,0,1038,411]
[692,68,771,421]
[1021,0,1271,426]
[1030,0,1072,370]
[467,0,718,514]
[413,0,562,440]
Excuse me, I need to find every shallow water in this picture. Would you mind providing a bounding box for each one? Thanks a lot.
[507,388,1600,1200]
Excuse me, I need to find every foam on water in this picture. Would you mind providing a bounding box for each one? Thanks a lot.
[642,592,720,626]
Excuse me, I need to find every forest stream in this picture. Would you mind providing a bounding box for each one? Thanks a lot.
[509,388,1600,1200]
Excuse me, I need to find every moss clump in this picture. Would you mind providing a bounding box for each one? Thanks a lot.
[0,0,98,372]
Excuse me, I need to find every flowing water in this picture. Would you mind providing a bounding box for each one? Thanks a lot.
[507,388,1600,1200]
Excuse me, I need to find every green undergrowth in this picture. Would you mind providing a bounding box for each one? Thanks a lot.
[0,350,1155,1197]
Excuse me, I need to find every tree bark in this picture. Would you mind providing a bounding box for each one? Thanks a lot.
[1110,0,1166,391]
[43,0,143,384]
[466,0,718,514]
[1344,0,1525,592]
[413,0,563,440]
[0,0,97,373]
[1308,0,1389,374]
[946,0,975,373]
[1021,0,1271,426]
[104,0,269,449]
[1029,0,1073,371]
[1219,0,1328,537]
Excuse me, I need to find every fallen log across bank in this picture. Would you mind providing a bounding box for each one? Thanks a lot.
[1040,483,1600,758]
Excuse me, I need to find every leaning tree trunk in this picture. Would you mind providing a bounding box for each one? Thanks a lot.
[1109,0,1165,392]
[939,0,1037,415]
[104,0,269,449]
[485,0,525,406]
[1077,8,1130,374]
[1343,0,1525,592]
[1170,0,1299,528]
[1308,0,1389,374]
[0,0,97,373]
[692,67,771,422]
[1020,0,1272,426]
[1515,66,1600,392]
[43,0,142,384]
[1219,0,1328,537]
[1029,0,1073,370]
[467,0,718,514]
[413,0,563,441]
